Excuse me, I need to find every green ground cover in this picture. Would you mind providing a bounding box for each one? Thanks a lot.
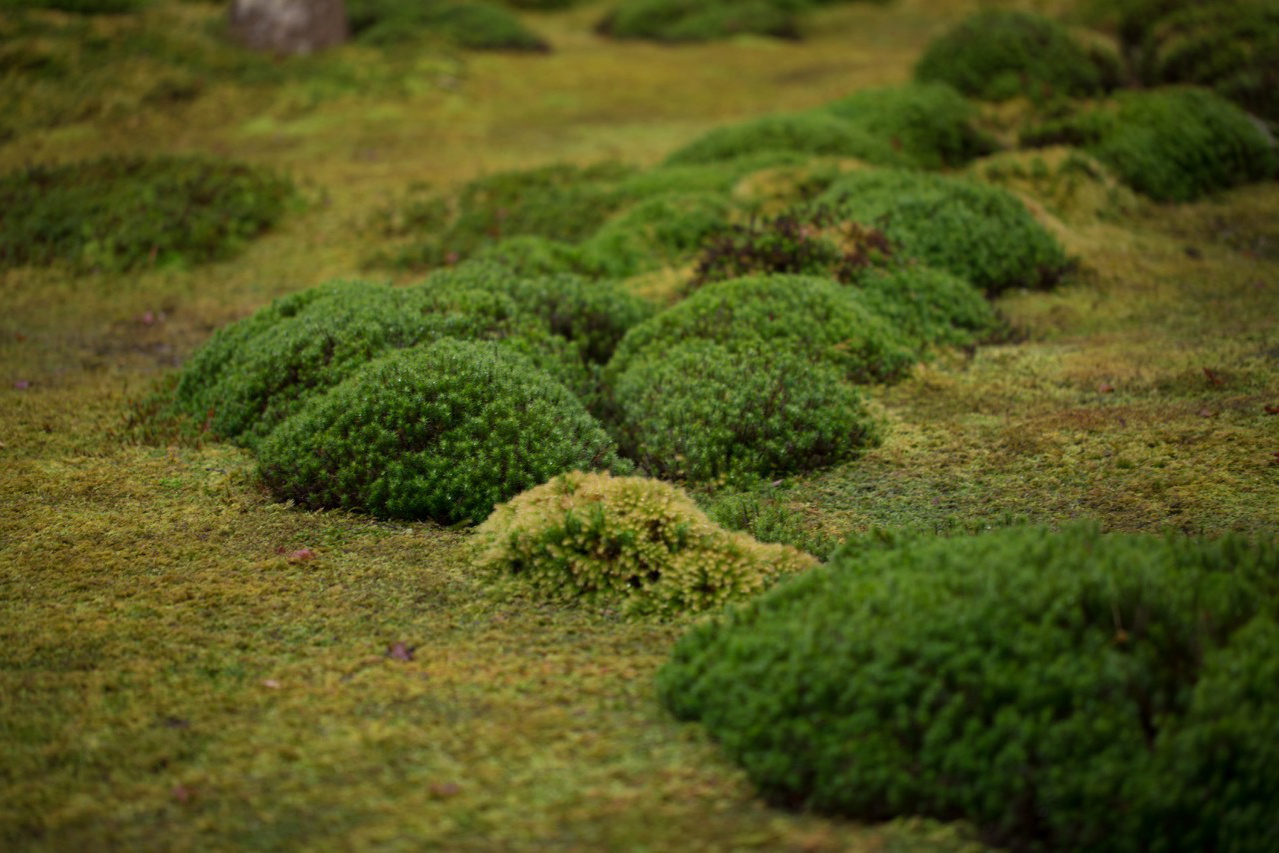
[2,0,1277,848]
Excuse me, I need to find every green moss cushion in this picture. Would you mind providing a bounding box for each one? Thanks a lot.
[613,340,880,482]
[915,10,1117,101]
[607,274,916,386]
[817,169,1068,293]
[659,524,1279,850]
[257,339,622,524]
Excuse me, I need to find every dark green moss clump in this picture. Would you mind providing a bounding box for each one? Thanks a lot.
[0,156,293,272]
[822,83,996,169]
[915,10,1118,101]
[854,263,997,350]
[258,339,621,524]
[1092,88,1276,202]
[423,262,656,364]
[817,169,1069,293]
[348,0,549,50]
[606,274,916,387]
[171,280,588,448]
[580,192,733,278]
[659,525,1279,851]
[598,0,804,43]
[614,340,879,482]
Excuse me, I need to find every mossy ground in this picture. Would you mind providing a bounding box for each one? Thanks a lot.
[2,0,1276,848]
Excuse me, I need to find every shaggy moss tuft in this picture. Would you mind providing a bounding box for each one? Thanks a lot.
[659,525,1279,850]
[816,169,1069,293]
[613,340,880,482]
[915,10,1118,101]
[474,470,817,616]
[258,339,621,524]
[0,156,293,272]
[606,274,916,386]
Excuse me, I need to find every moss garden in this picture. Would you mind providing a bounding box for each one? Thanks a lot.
[2,0,1277,849]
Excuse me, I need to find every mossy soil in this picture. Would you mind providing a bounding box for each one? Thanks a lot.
[2,0,1276,848]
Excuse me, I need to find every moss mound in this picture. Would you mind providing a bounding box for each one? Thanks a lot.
[1092,88,1276,202]
[258,340,621,524]
[821,83,996,169]
[171,280,588,448]
[816,169,1068,293]
[422,262,655,364]
[915,10,1117,101]
[579,192,733,278]
[613,340,879,482]
[968,147,1140,224]
[607,274,916,386]
[665,113,900,168]
[854,263,997,350]
[658,525,1279,850]
[474,471,817,616]
[598,0,804,43]
[0,156,293,272]
[348,0,549,50]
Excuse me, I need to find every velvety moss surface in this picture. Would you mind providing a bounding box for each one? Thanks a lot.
[659,525,1279,850]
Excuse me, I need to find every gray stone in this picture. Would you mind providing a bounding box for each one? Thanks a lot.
[229,0,349,56]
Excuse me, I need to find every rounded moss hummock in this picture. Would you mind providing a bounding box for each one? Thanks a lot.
[821,83,996,170]
[606,274,917,386]
[0,155,293,272]
[579,192,733,278]
[658,525,1279,851]
[613,340,879,483]
[1089,88,1277,203]
[423,262,656,364]
[664,114,901,169]
[257,339,622,525]
[170,280,589,448]
[854,263,997,350]
[816,169,1069,293]
[1138,2,1279,123]
[474,470,817,617]
[914,10,1118,101]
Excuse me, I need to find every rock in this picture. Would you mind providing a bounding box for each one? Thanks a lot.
[229,0,348,56]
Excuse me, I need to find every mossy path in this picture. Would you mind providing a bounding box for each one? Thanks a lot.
[2,0,1277,847]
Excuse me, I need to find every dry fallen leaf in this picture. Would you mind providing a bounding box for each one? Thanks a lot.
[287,548,316,564]
[387,642,414,662]
[1097,382,1115,394]
[172,785,193,804]
[1264,405,1279,416]
[262,679,281,689]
